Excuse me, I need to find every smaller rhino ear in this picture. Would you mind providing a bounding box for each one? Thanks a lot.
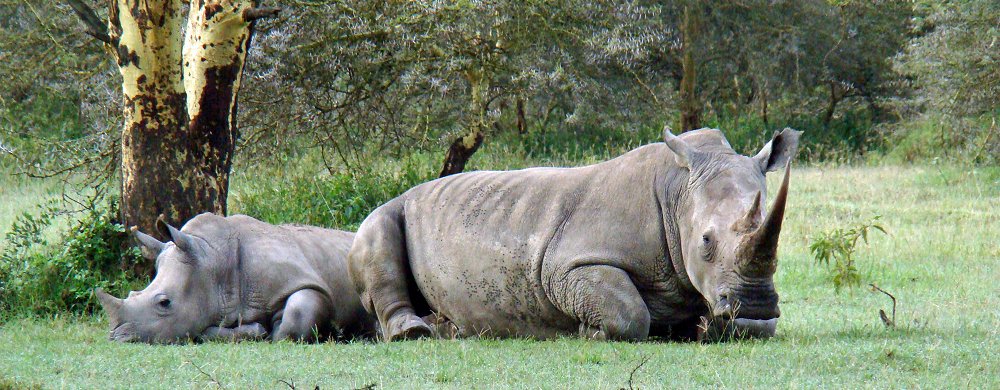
[663,125,693,168]
[131,226,165,261]
[157,216,204,263]
[155,214,171,240]
[753,128,802,173]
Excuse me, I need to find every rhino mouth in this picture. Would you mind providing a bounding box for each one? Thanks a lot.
[715,282,781,320]
[109,322,137,343]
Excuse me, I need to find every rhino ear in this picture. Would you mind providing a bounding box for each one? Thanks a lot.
[663,125,693,168]
[131,226,165,261]
[156,215,204,263]
[753,128,802,173]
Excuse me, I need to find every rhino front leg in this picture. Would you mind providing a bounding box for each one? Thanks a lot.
[553,265,651,341]
[200,323,268,342]
[271,289,332,342]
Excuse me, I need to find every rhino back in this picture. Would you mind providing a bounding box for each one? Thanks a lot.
[397,144,682,336]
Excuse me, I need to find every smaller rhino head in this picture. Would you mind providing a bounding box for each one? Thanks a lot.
[96,215,227,344]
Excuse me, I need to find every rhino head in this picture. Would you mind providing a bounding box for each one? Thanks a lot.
[96,216,230,343]
[664,127,801,324]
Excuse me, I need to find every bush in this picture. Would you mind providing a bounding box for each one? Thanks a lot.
[809,216,887,292]
[232,157,436,230]
[0,198,144,317]
[881,112,999,166]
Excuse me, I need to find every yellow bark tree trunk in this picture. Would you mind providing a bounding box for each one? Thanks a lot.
[106,0,271,275]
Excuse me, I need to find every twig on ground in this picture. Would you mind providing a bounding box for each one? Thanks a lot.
[622,355,651,390]
[185,359,225,389]
[870,283,896,327]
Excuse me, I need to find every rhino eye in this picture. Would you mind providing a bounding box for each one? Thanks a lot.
[701,234,715,262]
[157,297,171,309]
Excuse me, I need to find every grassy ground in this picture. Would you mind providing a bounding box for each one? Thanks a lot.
[1,163,997,388]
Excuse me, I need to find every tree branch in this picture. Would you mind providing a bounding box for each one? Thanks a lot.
[65,0,112,44]
[243,7,281,21]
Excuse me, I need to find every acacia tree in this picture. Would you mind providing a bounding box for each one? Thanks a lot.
[66,0,277,262]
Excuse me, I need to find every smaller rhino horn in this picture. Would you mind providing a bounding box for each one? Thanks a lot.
[95,288,123,324]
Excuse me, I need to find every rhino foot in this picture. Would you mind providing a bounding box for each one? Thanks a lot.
[385,313,432,341]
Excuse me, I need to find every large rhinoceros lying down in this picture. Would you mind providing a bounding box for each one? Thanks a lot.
[350,127,800,342]
[96,213,376,343]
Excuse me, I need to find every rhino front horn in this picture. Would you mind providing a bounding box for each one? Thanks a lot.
[739,160,791,276]
[95,288,123,324]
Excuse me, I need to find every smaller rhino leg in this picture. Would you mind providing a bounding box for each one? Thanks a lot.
[554,265,651,341]
[200,323,268,343]
[272,289,332,342]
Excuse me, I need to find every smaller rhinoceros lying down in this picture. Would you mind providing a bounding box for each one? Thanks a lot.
[95,213,376,344]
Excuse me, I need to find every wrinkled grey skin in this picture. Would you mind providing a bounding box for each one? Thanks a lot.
[96,213,376,344]
[350,127,800,342]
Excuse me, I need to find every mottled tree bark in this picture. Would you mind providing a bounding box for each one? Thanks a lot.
[679,4,702,132]
[440,68,488,178]
[96,0,274,275]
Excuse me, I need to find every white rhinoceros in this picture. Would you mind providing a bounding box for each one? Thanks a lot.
[350,127,800,341]
[96,213,376,343]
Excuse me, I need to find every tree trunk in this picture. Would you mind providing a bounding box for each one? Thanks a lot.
[105,0,271,275]
[761,82,769,128]
[516,97,527,135]
[823,81,843,127]
[440,68,488,177]
[679,4,702,132]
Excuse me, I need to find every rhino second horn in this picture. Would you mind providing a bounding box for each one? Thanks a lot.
[131,226,165,260]
[733,191,762,233]
[739,160,791,276]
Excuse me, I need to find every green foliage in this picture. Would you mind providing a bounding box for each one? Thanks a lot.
[882,112,999,166]
[233,158,436,230]
[809,216,887,292]
[0,198,143,317]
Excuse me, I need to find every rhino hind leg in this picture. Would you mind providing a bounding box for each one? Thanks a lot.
[553,265,651,341]
[271,289,332,342]
[349,211,432,342]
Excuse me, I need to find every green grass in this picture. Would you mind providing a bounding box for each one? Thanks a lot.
[1,161,998,388]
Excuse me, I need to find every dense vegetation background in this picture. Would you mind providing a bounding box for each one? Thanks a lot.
[0,0,997,315]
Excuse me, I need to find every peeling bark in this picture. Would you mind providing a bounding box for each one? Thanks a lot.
[104,0,268,276]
